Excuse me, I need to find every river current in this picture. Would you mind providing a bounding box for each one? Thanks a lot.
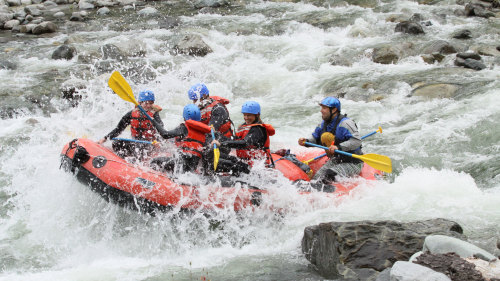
[0,0,499,280]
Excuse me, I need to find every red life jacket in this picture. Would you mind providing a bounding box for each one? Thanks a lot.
[130,108,157,141]
[199,96,233,137]
[235,123,275,166]
[176,119,211,158]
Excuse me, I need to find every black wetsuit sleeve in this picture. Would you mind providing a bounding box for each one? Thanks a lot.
[152,120,187,140]
[208,104,229,131]
[153,111,164,127]
[105,111,133,140]
[220,126,266,149]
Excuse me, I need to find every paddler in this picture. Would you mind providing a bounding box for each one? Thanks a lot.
[149,104,211,173]
[98,90,163,159]
[209,101,275,176]
[188,83,234,138]
[298,97,363,183]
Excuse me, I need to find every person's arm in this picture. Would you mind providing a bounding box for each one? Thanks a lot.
[99,111,132,143]
[153,111,164,127]
[208,104,229,131]
[335,119,361,151]
[220,126,266,149]
[151,120,187,140]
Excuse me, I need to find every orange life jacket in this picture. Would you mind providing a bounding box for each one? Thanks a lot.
[199,96,233,137]
[235,123,275,166]
[130,108,157,141]
[176,119,211,158]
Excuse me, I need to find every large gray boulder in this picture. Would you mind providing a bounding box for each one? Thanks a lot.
[454,57,486,71]
[395,21,424,34]
[372,45,401,64]
[31,21,57,34]
[52,44,77,60]
[100,43,127,61]
[0,12,14,27]
[422,40,457,55]
[465,3,495,18]
[173,34,213,57]
[302,219,464,280]
[0,59,17,70]
[412,83,460,99]
[192,0,230,9]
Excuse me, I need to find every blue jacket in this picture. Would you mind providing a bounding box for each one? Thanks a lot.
[309,114,363,162]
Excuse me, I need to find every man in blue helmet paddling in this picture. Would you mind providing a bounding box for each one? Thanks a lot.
[98,90,164,158]
[149,104,211,173]
[188,83,234,138]
[298,97,363,184]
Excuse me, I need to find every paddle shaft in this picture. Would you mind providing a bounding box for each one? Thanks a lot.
[305,129,380,163]
[137,105,155,123]
[210,128,217,150]
[304,142,348,154]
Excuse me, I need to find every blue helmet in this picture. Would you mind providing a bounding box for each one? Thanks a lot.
[241,101,261,115]
[183,104,201,121]
[319,97,341,112]
[138,90,155,102]
[187,83,209,100]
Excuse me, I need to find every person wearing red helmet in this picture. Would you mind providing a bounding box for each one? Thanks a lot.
[98,90,163,159]
[298,96,363,184]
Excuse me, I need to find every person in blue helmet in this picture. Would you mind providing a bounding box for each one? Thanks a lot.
[149,104,211,173]
[188,83,234,139]
[208,101,275,176]
[98,90,163,159]
[298,96,363,184]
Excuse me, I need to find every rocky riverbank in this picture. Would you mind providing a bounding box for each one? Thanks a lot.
[1,0,500,119]
[302,218,500,280]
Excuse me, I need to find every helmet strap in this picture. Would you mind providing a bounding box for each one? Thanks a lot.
[328,108,339,122]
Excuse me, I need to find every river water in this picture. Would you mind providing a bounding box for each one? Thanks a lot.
[0,0,499,280]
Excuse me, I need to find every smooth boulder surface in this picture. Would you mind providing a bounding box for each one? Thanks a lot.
[423,235,497,262]
[389,261,452,281]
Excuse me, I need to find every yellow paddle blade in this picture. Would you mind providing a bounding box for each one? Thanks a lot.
[352,153,392,173]
[321,132,335,147]
[210,125,220,171]
[108,71,138,105]
[213,147,220,171]
[377,126,383,134]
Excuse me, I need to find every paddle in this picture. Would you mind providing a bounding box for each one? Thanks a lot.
[302,126,383,165]
[210,126,220,171]
[108,71,154,123]
[111,137,157,145]
[304,142,392,173]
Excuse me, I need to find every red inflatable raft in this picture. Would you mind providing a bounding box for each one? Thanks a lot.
[60,138,383,214]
